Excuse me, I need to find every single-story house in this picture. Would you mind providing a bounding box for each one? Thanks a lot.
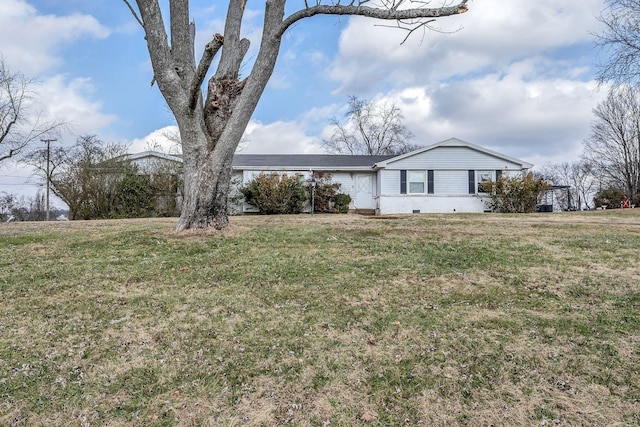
[126,137,534,215]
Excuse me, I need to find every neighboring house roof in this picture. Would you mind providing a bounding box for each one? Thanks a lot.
[125,151,183,163]
[232,154,393,171]
[373,137,533,170]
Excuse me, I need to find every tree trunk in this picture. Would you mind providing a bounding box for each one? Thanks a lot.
[170,105,239,231]
[175,145,234,231]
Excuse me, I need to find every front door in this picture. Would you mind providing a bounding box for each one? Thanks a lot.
[355,174,373,209]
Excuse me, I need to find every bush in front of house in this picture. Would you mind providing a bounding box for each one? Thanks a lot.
[481,173,551,213]
[240,173,307,214]
[334,193,352,213]
[113,172,157,218]
[311,172,342,213]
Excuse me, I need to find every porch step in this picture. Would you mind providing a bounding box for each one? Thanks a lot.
[352,209,375,216]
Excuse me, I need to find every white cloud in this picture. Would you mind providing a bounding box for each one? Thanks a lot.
[375,67,605,166]
[0,0,110,75]
[311,0,609,166]
[125,120,325,156]
[127,126,182,154]
[242,121,324,154]
[34,75,117,138]
[330,0,605,92]
[0,1,120,158]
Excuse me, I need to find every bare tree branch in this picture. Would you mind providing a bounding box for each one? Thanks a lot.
[0,58,66,164]
[217,0,250,79]
[189,33,224,110]
[279,0,469,37]
[584,85,640,201]
[596,0,640,85]
[323,96,414,155]
[123,0,144,28]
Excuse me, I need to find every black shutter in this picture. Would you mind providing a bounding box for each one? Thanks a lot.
[495,170,502,181]
[427,170,434,194]
[400,170,407,194]
[468,170,475,194]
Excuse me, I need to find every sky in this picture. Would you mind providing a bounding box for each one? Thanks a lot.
[0,0,610,203]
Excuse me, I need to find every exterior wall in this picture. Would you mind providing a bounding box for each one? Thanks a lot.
[327,172,355,202]
[539,188,567,212]
[385,146,524,171]
[378,194,490,214]
[380,169,401,195]
[319,171,377,210]
[380,168,477,196]
[434,170,468,194]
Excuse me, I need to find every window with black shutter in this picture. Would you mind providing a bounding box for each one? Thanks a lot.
[468,170,475,194]
[400,170,407,194]
[427,170,434,194]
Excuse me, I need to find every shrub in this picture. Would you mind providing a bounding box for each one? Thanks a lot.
[594,188,626,209]
[114,172,156,218]
[311,172,342,213]
[481,173,551,213]
[240,173,307,214]
[334,193,352,213]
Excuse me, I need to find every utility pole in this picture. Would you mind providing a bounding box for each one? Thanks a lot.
[41,138,57,221]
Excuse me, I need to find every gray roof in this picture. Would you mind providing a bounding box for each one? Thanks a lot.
[123,152,395,169]
[231,154,394,169]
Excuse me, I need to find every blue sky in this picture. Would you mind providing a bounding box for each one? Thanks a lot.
[0,0,608,201]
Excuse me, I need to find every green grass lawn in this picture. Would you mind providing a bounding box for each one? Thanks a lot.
[1,211,639,426]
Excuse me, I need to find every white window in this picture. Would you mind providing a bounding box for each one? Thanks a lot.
[408,171,425,194]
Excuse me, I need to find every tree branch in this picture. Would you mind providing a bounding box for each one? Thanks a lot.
[170,0,194,65]
[279,0,469,37]
[189,33,224,110]
[216,0,250,78]
[123,0,144,28]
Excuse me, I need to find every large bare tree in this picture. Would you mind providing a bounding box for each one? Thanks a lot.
[596,0,640,84]
[323,96,416,155]
[0,58,63,164]
[126,0,469,231]
[584,85,640,202]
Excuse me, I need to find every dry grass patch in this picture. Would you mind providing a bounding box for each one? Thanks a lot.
[1,211,639,425]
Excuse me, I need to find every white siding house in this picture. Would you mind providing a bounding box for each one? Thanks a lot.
[125,138,533,215]
[372,138,533,214]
